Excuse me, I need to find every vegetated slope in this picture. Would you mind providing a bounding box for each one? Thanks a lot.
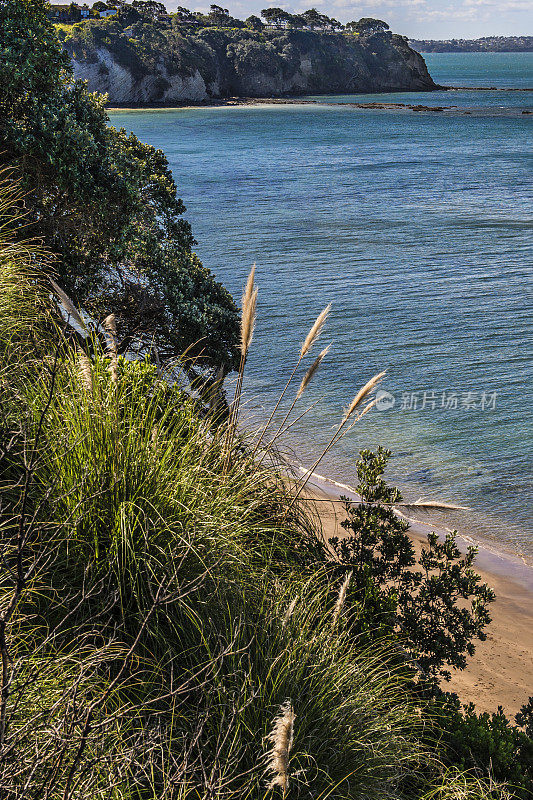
[0,185,520,798]
[63,23,437,104]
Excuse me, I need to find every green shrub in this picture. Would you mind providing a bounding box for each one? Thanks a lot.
[0,0,239,374]
[331,447,495,684]
[430,694,533,798]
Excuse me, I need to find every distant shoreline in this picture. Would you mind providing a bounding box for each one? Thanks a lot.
[411,36,533,53]
[107,90,533,116]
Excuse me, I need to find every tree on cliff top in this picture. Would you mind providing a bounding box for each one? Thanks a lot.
[346,17,390,34]
[0,0,239,373]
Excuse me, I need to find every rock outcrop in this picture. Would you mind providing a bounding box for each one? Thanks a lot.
[65,26,437,104]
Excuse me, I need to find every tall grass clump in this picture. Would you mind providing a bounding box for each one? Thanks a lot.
[0,178,512,799]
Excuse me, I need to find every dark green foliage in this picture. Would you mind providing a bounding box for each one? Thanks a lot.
[347,17,390,34]
[516,697,533,738]
[432,693,533,798]
[0,0,239,374]
[132,0,167,19]
[331,448,495,683]
[0,0,70,113]
[245,13,264,30]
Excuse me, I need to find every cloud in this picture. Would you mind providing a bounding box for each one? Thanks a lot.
[330,0,532,23]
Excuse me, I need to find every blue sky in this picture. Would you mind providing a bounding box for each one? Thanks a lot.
[166,0,533,39]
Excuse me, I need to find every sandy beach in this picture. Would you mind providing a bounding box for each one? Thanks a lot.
[305,478,533,718]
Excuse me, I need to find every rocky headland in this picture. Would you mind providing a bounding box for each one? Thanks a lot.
[63,24,437,105]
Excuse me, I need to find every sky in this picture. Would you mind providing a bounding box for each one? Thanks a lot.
[166,0,533,39]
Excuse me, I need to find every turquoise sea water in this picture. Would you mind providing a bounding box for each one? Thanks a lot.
[108,53,533,560]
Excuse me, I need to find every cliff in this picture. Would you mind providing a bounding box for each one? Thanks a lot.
[63,23,437,104]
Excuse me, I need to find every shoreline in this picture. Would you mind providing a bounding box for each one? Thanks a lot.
[303,466,533,590]
[106,85,533,115]
[302,470,533,715]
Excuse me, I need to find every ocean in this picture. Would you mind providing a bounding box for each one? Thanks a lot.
[108,52,533,561]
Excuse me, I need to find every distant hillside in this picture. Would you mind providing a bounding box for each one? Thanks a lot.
[59,7,437,104]
[409,36,533,52]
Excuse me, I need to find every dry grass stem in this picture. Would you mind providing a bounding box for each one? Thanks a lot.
[253,303,332,456]
[267,397,323,444]
[332,571,352,625]
[49,279,87,332]
[300,303,331,357]
[266,701,295,795]
[287,373,382,510]
[282,597,298,630]
[342,371,386,422]
[296,345,330,400]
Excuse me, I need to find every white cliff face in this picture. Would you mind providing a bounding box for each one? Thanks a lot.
[162,70,208,102]
[71,48,209,103]
[72,48,134,101]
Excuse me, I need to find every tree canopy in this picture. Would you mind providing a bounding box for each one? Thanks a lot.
[0,0,239,374]
[260,6,342,30]
[346,17,390,34]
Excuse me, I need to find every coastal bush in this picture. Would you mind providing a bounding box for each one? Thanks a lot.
[331,447,495,685]
[516,697,533,738]
[0,0,239,376]
[430,694,533,798]
[0,200,513,797]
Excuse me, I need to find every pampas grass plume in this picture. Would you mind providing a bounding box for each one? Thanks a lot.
[49,279,87,332]
[266,701,295,795]
[103,313,117,338]
[240,265,257,357]
[103,313,118,385]
[332,571,352,625]
[241,286,257,358]
[296,345,330,399]
[282,596,298,630]
[300,303,331,358]
[78,352,93,394]
[342,370,386,422]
